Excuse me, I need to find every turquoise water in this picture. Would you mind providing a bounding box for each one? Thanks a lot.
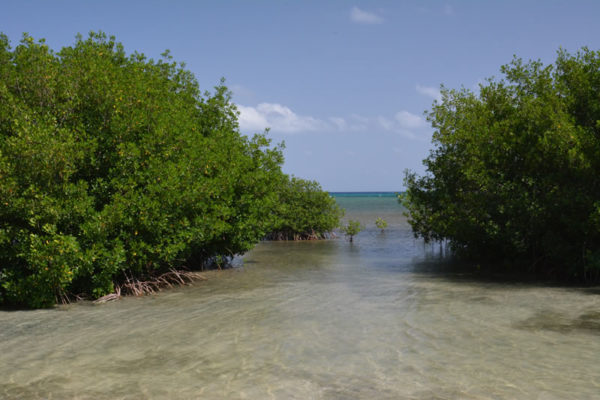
[1,194,599,399]
[333,192,405,221]
[331,191,399,197]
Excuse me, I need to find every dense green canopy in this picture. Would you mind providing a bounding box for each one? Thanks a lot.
[267,177,343,240]
[0,32,341,308]
[403,48,600,282]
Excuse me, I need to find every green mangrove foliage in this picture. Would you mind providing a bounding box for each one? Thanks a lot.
[375,217,388,232]
[0,32,341,308]
[266,177,343,240]
[402,48,600,282]
[340,220,363,242]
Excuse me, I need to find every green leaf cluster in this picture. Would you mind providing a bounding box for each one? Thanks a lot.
[339,220,363,242]
[0,32,340,307]
[266,177,343,240]
[375,217,388,231]
[403,48,600,282]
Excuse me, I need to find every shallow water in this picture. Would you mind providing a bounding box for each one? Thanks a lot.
[1,195,599,399]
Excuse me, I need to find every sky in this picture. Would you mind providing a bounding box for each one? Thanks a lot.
[3,1,600,191]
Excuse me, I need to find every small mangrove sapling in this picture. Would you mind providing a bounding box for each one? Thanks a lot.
[375,217,388,232]
[340,220,363,242]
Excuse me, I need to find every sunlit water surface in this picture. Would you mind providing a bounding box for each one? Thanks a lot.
[1,194,599,399]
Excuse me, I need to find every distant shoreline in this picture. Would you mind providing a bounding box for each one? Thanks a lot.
[329,191,400,197]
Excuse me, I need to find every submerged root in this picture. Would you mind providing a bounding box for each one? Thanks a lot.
[93,269,207,304]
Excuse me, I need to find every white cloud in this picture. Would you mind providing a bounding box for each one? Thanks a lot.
[395,110,427,129]
[237,103,325,134]
[330,116,373,132]
[350,6,383,24]
[237,105,269,131]
[416,84,442,102]
[377,116,394,131]
[376,110,430,140]
[238,102,429,140]
[329,117,348,130]
[349,114,370,131]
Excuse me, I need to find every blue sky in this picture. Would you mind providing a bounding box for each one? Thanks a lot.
[3,1,600,191]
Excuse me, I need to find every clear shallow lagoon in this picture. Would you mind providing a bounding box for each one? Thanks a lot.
[1,193,599,399]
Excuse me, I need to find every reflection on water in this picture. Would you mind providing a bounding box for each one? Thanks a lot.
[1,195,599,399]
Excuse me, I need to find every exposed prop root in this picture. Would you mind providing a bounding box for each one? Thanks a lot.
[55,291,86,306]
[93,269,207,304]
[265,230,336,241]
[93,286,122,304]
